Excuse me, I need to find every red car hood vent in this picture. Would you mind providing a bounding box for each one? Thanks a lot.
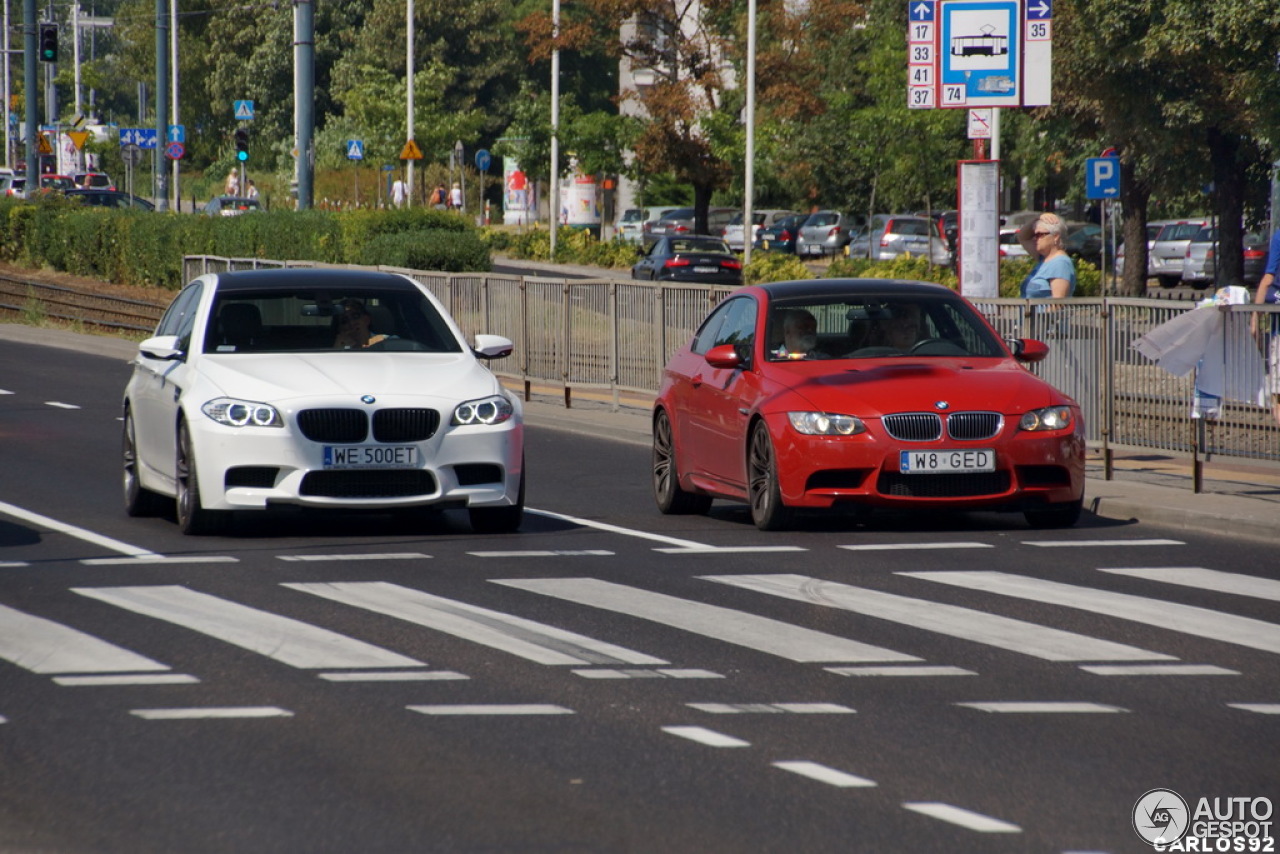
[795,361,1057,414]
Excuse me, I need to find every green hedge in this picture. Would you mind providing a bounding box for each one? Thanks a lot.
[0,197,490,290]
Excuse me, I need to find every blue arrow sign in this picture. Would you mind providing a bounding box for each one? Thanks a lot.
[1026,0,1052,18]
[167,124,185,144]
[119,128,158,149]
[1086,156,1120,199]
[346,140,364,161]
[234,100,255,121]
[910,0,935,21]
[475,149,491,172]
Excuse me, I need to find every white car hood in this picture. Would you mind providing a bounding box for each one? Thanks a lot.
[195,352,502,406]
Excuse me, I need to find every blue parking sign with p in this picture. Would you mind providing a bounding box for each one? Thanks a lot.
[1086,157,1120,199]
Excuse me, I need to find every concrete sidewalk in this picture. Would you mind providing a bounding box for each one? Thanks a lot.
[8,321,1278,545]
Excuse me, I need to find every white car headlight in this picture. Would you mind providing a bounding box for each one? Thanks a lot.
[1019,406,1073,431]
[787,411,866,436]
[202,398,283,428]
[452,395,514,426]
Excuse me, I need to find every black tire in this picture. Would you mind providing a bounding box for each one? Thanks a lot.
[652,410,712,515]
[1024,498,1083,529]
[469,463,525,534]
[175,421,228,535]
[747,422,793,531]
[1158,275,1181,290]
[122,409,167,517]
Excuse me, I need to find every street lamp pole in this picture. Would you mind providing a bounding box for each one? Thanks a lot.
[549,0,560,259]
[743,0,756,266]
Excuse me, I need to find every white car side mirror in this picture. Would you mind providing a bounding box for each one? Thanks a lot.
[138,334,184,360]
[473,334,514,359]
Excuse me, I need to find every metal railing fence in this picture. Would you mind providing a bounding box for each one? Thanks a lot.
[183,256,1280,488]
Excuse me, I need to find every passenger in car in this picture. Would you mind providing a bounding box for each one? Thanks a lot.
[333,298,387,349]
[774,308,829,360]
[871,303,922,350]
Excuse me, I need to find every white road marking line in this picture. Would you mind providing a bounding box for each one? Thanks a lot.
[0,389,12,394]
[838,542,994,551]
[44,401,81,410]
[1079,663,1238,676]
[1098,566,1280,602]
[655,546,808,554]
[827,665,976,677]
[1228,704,1280,714]
[73,585,424,670]
[706,574,1173,662]
[573,668,723,679]
[772,761,877,788]
[0,602,171,674]
[906,570,1280,656]
[661,726,750,748]
[496,577,919,663]
[277,553,430,562]
[527,508,710,549]
[902,802,1022,833]
[407,704,573,716]
[0,500,159,558]
[1023,539,1183,548]
[286,581,666,667]
[0,715,6,724]
[53,673,199,687]
[687,702,854,714]
[131,707,294,720]
[82,556,239,565]
[957,702,1128,713]
[468,550,615,557]
[318,670,468,682]
[1,561,29,567]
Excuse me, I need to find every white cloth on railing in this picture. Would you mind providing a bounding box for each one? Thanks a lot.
[1131,287,1265,418]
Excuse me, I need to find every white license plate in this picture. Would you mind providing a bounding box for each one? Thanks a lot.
[323,445,417,469]
[693,265,719,273]
[900,449,994,473]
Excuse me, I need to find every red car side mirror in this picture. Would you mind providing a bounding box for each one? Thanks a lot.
[705,343,745,369]
[1010,338,1049,363]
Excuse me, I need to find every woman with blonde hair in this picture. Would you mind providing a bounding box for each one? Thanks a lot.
[1016,212,1077,299]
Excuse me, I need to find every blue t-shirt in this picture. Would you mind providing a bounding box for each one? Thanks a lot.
[1264,229,1280,279]
[1020,254,1077,299]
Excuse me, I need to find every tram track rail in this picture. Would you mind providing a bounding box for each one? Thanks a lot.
[0,273,168,334]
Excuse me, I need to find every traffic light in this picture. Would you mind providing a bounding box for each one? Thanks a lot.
[234,128,249,162]
[38,23,57,63]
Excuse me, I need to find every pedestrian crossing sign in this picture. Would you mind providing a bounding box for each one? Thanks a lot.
[400,139,423,161]
[346,140,364,161]
[233,100,255,121]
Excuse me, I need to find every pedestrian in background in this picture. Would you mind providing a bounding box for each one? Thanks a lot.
[1017,212,1077,299]
[391,176,407,208]
[449,182,463,211]
[1251,227,1280,426]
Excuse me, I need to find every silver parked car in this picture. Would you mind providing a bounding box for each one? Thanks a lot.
[1149,218,1209,289]
[722,209,799,251]
[848,214,951,266]
[1182,226,1269,288]
[648,207,739,238]
[795,210,852,257]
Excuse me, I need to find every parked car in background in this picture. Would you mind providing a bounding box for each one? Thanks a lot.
[999,227,1030,260]
[203,196,261,216]
[617,208,645,244]
[795,210,853,258]
[640,206,685,241]
[122,268,524,535]
[630,236,743,286]
[849,214,950,266]
[1063,222,1103,268]
[1149,218,1209,288]
[72,171,115,191]
[846,214,893,259]
[754,213,809,254]
[38,173,76,193]
[1181,226,1269,288]
[648,207,739,238]
[1115,221,1168,280]
[65,189,155,210]
[723,209,799,251]
[0,174,25,198]
[651,278,1085,531]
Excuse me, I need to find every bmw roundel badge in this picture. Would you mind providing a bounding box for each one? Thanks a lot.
[935,401,950,410]
[361,395,376,405]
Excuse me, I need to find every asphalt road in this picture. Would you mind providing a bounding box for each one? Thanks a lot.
[1,337,1277,854]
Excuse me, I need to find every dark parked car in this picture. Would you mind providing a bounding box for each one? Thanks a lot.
[1182,227,1269,288]
[631,236,743,286]
[754,213,809,254]
[64,189,155,210]
[1064,222,1103,268]
[647,206,739,238]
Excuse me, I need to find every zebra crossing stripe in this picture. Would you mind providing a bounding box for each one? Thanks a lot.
[131,707,293,720]
[0,602,170,674]
[1228,704,1280,714]
[284,581,666,667]
[904,571,1280,655]
[687,703,854,714]
[1097,567,1280,602]
[1079,664,1237,676]
[902,802,1021,833]
[956,702,1127,713]
[772,761,877,788]
[0,500,158,559]
[703,574,1173,662]
[407,705,573,716]
[494,578,919,663]
[72,586,423,670]
[661,726,750,747]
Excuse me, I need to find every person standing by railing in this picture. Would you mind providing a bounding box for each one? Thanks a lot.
[1016,212,1077,299]
[1251,228,1280,426]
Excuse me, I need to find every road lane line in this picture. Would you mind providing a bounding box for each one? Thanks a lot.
[73,585,424,670]
[82,556,238,565]
[1098,566,1280,601]
[687,703,854,714]
[838,542,993,551]
[407,704,573,716]
[705,574,1174,662]
[0,602,171,674]
[131,707,293,720]
[277,553,430,562]
[956,702,1128,713]
[0,500,159,558]
[905,571,1280,655]
[772,761,877,788]
[655,546,808,554]
[495,578,920,663]
[468,550,614,557]
[44,401,81,410]
[53,673,200,687]
[1228,704,1280,714]
[319,670,468,682]
[827,665,976,677]
[286,581,667,667]
[1079,663,1237,676]
[573,668,723,679]
[526,508,711,549]
[902,802,1021,832]
[1022,539,1183,547]
[661,726,750,747]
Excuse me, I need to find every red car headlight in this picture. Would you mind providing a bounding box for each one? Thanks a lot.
[788,412,866,436]
[1019,406,1073,431]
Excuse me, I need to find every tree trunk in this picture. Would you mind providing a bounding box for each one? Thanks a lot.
[1119,159,1151,298]
[1208,127,1245,287]
[692,183,713,236]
